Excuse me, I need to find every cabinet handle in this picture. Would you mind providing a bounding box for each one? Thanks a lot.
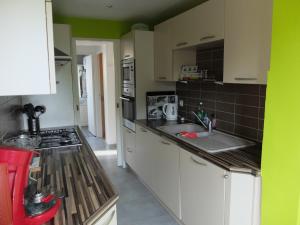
[200,35,216,41]
[158,76,167,80]
[140,128,148,133]
[224,174,229,179]
[120,97,130,101]
[176,42,188,47]
[190,156,207,166]
[161,140,171,146]
[126,148,133,153]
[234,77,257,81]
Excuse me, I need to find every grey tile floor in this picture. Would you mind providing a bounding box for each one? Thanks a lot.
[82,127,180,225]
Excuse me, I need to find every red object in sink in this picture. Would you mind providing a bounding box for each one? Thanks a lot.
[178,131,199,139]
[0,147,61,225]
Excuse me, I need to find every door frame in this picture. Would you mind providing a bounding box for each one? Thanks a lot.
[98,53,106,139]
[71,37,124,166]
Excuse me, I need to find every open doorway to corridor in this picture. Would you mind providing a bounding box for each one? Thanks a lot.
[74,40,118,149]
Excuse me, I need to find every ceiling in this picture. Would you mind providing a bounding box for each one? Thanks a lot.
[53,0,207,24]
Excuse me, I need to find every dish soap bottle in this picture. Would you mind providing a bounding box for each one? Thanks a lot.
[197,102,205,121]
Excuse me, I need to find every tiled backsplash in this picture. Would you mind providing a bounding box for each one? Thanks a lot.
[176,45,266,142]
[177,81,266,142]
[0,96,23,139]
[196,45,224,81]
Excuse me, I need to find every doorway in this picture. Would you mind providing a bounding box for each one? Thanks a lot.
[74,40,118,148]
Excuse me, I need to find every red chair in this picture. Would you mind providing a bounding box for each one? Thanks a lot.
[0,147,61,225]
[0,163,12,225]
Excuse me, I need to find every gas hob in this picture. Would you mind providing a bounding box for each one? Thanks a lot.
[37,128,82,150]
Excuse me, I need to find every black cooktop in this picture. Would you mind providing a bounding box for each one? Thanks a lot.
[37,128,82,150]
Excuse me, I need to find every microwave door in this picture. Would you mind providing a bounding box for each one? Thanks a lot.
[122,66,131,83]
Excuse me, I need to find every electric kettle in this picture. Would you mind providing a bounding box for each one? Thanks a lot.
[162,103,178,121]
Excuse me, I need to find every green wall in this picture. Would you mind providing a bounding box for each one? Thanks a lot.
[261,0,300,225]
[54,16,132,39]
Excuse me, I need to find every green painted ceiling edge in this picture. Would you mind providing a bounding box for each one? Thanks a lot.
[53,0,207,39]
[261,0,300,225]
[54,16,133,39]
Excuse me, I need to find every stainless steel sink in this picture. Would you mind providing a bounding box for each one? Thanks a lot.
[156,123,255,153]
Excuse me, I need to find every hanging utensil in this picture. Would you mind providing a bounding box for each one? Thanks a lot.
[34,105,46,118]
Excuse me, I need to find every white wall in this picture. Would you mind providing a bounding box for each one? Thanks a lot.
[22,24,75,129]
[102,43,117,145]
[84,55,97,135]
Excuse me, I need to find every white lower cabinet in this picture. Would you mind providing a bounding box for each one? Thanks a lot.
[153,138,180,218]
[123,127,136,170]
[135,125,157,189]
[92,206,117,225]
[180,149,227,225]
[126,125,260,225]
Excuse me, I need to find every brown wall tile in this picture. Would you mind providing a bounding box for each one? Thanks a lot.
[176,47,267,142]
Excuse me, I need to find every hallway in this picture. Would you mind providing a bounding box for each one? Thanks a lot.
[82,128,180,225]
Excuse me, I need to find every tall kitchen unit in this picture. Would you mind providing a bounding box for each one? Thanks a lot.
[120,30,175,128]
[120,30,175,166]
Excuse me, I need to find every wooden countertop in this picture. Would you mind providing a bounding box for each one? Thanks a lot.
[33,128,118,225]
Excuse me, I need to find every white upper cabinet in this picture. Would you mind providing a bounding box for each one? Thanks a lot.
[223,0,273,84]
[0,0,56,96]
[154,20,173,81]
[120,32,134,60]
[170,0,225,49]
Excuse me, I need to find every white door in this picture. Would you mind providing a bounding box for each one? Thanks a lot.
[180,149,227,225]
[84,55,96,136]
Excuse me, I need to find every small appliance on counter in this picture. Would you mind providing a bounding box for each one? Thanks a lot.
[0,147,61,225]
[23,104,46,135]
[163,103,178,121]
[146,92,178,120]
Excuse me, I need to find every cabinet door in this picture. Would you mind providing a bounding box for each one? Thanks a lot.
[92,205,117,225]
[120,32,134,59]
[180,149,226,225]
[154,138,180,218]
[154,20,173,81]
[223,0,272,84]
[170,0,225,49]
[135,125,156,188]
[170,10,195,49]
[191,0,225,45]
[0,0,56,96]
[123,127,136,170]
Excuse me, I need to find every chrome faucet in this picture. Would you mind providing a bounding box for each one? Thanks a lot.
[192,111,212,133]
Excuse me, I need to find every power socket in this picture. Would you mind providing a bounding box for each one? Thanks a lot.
[179,100,184,107]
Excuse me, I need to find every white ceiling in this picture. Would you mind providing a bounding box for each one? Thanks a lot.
[53,0,206,23]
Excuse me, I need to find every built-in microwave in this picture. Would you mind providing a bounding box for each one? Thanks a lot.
[121,58,135,85]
